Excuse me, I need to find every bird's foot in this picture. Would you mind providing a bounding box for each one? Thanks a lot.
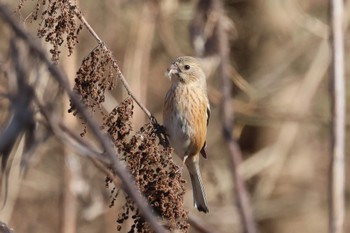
[175,155,188,175]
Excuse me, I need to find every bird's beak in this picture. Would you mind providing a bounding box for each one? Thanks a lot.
[166,63,179,78]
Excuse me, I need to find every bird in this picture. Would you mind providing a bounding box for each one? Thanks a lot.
[163,56,210,213]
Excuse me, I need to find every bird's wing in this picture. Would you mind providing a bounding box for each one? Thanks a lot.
[200,104,210,159]
[206,104,210,127]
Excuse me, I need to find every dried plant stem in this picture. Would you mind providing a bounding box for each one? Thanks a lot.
[62,157,78,233]
[329,0,346,232]
[188,214,221,233]
[70,1,153,119]
[0,4,166,233]
[214,0,257,232]
[0,221,13,233]
[62,28,79,233]
[253,40,330,198]
[89,157,122,188]
[123,1,156,127]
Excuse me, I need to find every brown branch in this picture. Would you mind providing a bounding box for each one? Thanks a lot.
[188,214,221,233]
[190,0,257,231]
[89,156,122,188]
[123,1,156,127]
[36,99,121,187]
[0,221,13,233]
[33,93,107,163]
[61,12,79,232]
[329,0,346,233]
[62,156,78,233]
[69,1,153,120]
[213,0,257,232]
[0,4,166,233]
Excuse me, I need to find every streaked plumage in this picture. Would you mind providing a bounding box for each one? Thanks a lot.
[163,56,210,213]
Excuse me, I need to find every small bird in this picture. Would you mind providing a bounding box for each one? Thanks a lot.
[163,56,210,213]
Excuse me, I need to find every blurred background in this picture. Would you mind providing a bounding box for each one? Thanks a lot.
[0,0,349,233]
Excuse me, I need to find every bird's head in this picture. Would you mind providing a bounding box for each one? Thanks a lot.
[166,56,206,85]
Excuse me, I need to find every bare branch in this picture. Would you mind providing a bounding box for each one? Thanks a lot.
[190,0,257,232]
[0,4,167,233]
[329,0,346,232]
[0,221,13,233]
[69,1,153,119]
[188,214,222,233]
[213,1,257,232]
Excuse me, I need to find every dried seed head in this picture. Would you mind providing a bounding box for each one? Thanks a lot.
[107,120,189,232]
[17,0,82,61]
[68,44,117,116]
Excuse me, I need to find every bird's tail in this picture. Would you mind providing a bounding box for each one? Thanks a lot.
[187,158,209,213]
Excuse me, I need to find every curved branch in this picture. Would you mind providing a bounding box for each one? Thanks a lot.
[0,4,166,233]
[213,0,257,232]
[0,221,13,233]
[329,0,345,232]
[188,214,222,233]
[69,1,153,119]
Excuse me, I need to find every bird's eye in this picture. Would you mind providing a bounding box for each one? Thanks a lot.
[184,65,190,70]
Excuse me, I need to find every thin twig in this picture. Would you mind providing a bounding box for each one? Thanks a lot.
[123,1,156,127]
[188,214,221,233]
[0,221,13,233]
[36,98,121,187]
[0,4,166,233]
[33,92,107,163]
[213,0,257,232]
[329,0,346,232]
[89,156,122,188]
[253,40,330,198]
[69,1,153,119]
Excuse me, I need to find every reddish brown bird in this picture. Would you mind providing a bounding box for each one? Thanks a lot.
[163,56,210,213]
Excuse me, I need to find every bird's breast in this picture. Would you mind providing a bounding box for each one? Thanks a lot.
[163,85,207,157]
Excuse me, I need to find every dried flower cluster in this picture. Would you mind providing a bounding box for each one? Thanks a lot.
[16,1,189,232]
[105,98,189,232]
[17,0,82,61]
[68,44,117,117]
